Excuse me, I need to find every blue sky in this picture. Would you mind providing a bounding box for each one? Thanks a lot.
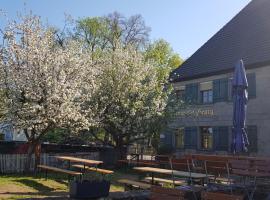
[0,0,251,59]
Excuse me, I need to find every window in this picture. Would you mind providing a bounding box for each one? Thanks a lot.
[200,81,213,104]
[200,127,213,150]
[175,90,185,101]
[201,90,213,104]
[175,128,184,148]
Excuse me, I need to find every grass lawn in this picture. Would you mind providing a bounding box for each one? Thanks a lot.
[0,169,138,199]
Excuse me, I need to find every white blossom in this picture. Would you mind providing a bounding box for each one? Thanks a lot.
[0,14,97,139]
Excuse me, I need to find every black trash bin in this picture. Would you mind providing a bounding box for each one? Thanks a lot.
[69,179,110,199]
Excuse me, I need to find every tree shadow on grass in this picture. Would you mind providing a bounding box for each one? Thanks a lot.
[1,191,69,200]
[36,172,69,186]
[54,179,68,186]
[15,179,54,192]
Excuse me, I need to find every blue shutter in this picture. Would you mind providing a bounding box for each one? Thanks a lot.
[160,129,173,147]
[247,73,256,99]
[213,80,220,102]
[247,126,257,153]
[165,129,173,146]
[214,126,229,151]
[185,83,198,104]
[228,78,233,101]
[220,79,228,101]
[184,127,197,149]
[213,78,228,102]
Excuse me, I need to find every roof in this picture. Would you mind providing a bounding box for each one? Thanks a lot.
[171,0,270,82]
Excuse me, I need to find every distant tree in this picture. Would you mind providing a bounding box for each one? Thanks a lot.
[0,14,96,170]
[75,12,151,52]
[75,16,109,52]
[144,39,183,82]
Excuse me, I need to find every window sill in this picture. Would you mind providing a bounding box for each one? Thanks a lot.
[201,102,213,105]
[197,149,214,152]
[175,147,184,150]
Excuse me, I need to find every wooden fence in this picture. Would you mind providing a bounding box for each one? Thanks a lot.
[0,152,99,173]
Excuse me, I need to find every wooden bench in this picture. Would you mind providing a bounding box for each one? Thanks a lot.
[144,177,185,186]
[37,164,82,180]
[72,164,114,174]
[201,191,244,200]
[150,185,190,200]
[118,160,158,167]
[118,179,151,190]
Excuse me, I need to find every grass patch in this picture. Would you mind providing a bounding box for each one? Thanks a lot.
[0,169,138,199]
[0,173,70,199]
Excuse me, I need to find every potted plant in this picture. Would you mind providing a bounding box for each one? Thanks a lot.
[69,172,111,199]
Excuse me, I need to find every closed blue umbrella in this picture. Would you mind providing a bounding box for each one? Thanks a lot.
[231,60,249,153]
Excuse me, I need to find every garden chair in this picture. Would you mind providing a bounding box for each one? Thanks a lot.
[201,191,244,200]
[150,185,196,200]
[170,158,203,200]
[228,159,255,200]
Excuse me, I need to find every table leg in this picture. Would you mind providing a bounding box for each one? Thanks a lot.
[45,169,48,180]
[201,178,205,186]
[151,172,154,185]
[249,176,257,200]
[68,161,71,169]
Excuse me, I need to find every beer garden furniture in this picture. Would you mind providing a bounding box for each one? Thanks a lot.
[39,156,110,199]
[184,154,270,199]
[133,166,213,185]
[55,156,103,170]
[201,191,244,200]
[37,164,83,180]
[150,185,193,200]
[116,153,270,199]
[117,179,152,190]
[118,159,159,167]
[72,164,114,175]
[37,156,107,179]
[228,159,270,200]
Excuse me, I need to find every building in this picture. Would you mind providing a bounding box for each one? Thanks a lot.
[0,123,27,141]
[162,0,270,156]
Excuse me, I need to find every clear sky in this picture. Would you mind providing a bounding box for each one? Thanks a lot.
[0,0,251,59]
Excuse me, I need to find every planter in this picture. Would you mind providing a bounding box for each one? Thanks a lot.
[69,179,110,199]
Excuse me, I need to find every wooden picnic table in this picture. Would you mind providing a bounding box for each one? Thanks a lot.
[118,159,159,167]
[134,167,213,179]
[56,156,103,165]
[55,156,103,172]
[134,166,214,185]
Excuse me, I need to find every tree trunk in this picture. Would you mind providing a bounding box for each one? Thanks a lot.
[115,136,127,160]
[25,140,39,172]
[35,143,41,171]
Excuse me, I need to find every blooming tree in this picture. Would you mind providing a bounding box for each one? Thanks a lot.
[86,44,168,156]
[0,14,96,169]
